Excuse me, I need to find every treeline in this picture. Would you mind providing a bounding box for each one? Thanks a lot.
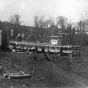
[0,14,88,46]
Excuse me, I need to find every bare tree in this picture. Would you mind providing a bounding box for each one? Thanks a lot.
[9,14,22,25]
[56,16,68,32]
[79,9,88,33]
[38,16,45,38]
[76,10,88,45]
[34,16,39,39]
[56,16,68,44]
[34,16,46,40]
[48,17,56,36]
[9,14,22,37]
[44,20,50,39]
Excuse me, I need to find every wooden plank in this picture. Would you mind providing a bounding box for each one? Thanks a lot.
[4,71,31,79]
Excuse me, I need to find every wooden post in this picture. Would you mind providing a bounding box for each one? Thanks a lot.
[1,30,8,51]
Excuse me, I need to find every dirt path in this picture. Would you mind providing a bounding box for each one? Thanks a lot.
[47,62,88,88]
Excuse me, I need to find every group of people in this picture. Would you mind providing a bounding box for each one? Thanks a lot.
[32,46,50,61]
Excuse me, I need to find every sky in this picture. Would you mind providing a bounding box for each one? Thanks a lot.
[0,0,88,26]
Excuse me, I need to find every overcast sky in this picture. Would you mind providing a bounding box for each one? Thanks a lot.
[0,0,88,26]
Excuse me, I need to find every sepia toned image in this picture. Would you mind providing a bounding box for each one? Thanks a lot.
[0,0,88,88]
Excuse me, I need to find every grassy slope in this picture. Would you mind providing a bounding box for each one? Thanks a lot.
[0,47,88,88]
